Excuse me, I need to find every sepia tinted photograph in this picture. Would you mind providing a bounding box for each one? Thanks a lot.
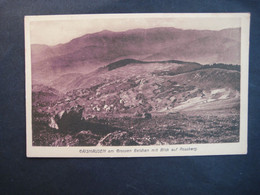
[25,13,250,157]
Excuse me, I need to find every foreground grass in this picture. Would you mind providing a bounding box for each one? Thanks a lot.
[32,112,239,146]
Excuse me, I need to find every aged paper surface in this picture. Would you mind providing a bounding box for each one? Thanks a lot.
[25,13,250,157]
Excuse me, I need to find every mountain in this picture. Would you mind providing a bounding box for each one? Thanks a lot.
[30,27,241,146]
[48,59,201,92]
[33,59,240,120]
[31,27,241,83]
[31,59,240,146]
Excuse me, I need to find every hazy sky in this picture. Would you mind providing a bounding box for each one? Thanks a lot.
[29,14,241,46]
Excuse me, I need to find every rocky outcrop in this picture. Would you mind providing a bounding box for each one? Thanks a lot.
[49,117,59,129]
[54,109,84,132]
[75,131,102,146]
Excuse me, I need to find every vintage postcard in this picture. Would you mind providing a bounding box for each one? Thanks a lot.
[25,13,250,157]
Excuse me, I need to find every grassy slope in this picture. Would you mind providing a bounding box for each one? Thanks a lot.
[32,60,240,146]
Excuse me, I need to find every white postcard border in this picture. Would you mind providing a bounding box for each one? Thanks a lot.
[25,13,250,158]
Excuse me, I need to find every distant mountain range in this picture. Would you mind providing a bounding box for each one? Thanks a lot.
[31,27,241,83]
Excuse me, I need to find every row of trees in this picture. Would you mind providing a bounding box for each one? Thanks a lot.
[201,63,240,71]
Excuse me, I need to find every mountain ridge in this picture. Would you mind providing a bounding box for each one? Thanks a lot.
[31,27,241,83]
